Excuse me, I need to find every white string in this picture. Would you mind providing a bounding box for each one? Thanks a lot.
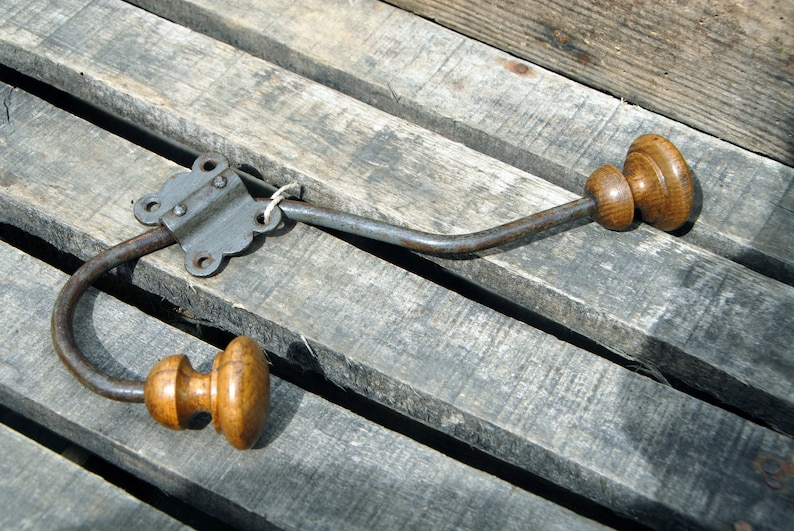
[262,182,301,224]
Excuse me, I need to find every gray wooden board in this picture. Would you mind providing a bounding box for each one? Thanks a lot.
[0,243,606,530]
[124,0,794,286]
[1,0,792,433]
[1,83,793,529]
[0,424,188,530]
[385,0,794,167]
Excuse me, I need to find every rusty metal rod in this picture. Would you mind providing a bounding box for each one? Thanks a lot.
[278,197,595,255]
[51,226,176,402]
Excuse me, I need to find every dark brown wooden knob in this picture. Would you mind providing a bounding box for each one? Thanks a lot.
[585,134,694,231]
[144,336,270,450]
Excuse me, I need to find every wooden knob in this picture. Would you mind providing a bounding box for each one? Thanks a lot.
[144,336,270,450]
[585,134,694,231]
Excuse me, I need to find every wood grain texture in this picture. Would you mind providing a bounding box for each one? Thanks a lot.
[125,0,794,285]
[0,242,603,530]
[0,424,187,530]
[385,0,794,167]
[2,82,793,528]
[144,336,271,450]
[2,0,791,433]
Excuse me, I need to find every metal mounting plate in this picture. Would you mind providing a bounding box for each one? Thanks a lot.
[134,153,280,276]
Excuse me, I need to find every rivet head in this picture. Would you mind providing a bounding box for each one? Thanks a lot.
[173,204,187,217]
[213,175,227,189]
[761,458,782,475]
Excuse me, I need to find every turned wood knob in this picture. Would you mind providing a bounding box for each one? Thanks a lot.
[144,336,270,450]
[584,134,694,231]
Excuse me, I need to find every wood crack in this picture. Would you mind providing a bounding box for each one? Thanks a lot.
[1,86,12,125]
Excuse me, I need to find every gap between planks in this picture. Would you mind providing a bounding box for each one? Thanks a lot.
[0,422,189,530]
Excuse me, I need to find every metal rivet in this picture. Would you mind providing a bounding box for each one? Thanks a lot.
[173,204,187,217]
[213,175,227,189]
[761,458,782,475]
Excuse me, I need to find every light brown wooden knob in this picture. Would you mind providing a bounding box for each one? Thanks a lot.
[585,134,694,231]
[144,336,270,450]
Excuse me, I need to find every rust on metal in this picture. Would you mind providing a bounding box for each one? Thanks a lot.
[51,226,176,402]
[279,197,594,255]
[754,455,793,491]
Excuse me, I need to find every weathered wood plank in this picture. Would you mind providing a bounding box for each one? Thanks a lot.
[2,0,791,433]
[383,0,794,167]
[125,0,794,285]
[0,424,187,530]
[2,82,793,528]
[0,242,605,530]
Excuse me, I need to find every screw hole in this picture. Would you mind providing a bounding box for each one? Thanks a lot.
[144,200,160,212]
[201,160,218,172]
[194,254,214,269]
[255,211,266,225]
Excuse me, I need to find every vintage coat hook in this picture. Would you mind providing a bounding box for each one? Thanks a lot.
[51,134,694,449]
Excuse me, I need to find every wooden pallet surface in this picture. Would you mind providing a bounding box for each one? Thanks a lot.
[385,0,794,167]
[0,423,188,530]
[0,0,792,528]
[1,77,792,528]
[2,0,792,433]
[125,0,794,286]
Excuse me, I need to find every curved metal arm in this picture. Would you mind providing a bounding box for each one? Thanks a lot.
[50,226,176,402]
[50,225,271,448]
